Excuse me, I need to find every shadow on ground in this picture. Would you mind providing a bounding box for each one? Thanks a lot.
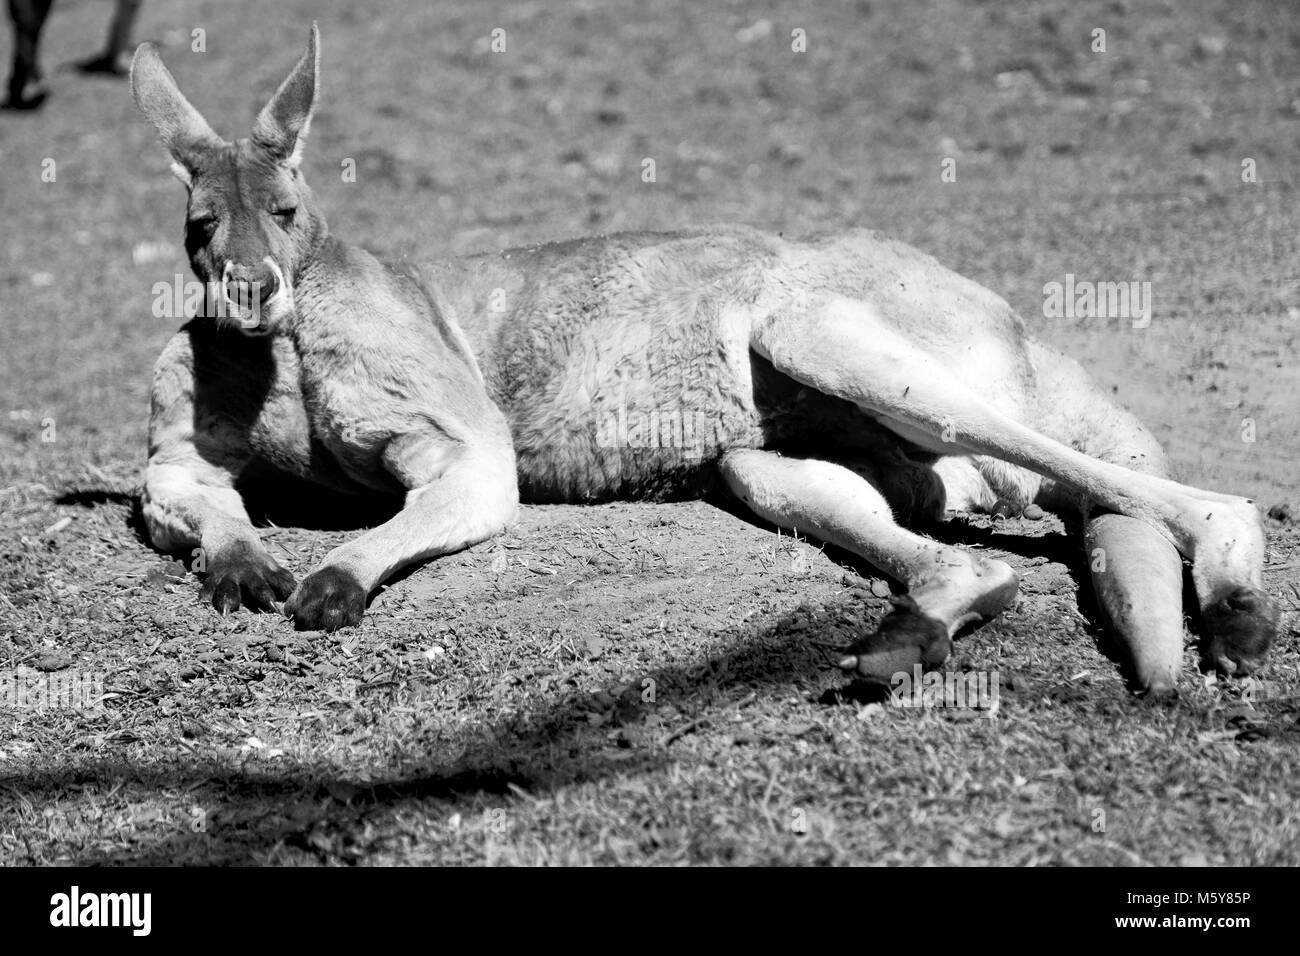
[0,541,1149,865]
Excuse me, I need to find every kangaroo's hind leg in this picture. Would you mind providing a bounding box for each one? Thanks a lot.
[720,449,1019,678]
[751,297,1278,687]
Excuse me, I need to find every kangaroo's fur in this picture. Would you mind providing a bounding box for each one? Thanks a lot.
[131,25,1279,693]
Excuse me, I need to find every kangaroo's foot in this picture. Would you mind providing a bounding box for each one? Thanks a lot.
[838,557,1020,679]
[1201,585,1279,677]
[720,448,1021,680]
[836,596,950,678]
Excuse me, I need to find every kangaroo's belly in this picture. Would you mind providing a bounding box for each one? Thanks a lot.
[502,279,771,503]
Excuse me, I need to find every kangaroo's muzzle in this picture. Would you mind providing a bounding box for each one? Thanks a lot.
[221,258,286,334]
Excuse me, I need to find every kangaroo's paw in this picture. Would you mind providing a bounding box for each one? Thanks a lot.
[1201,585,1279,677]
[285,566,367,632]
[838,596,953,680]
[199,543,296,614]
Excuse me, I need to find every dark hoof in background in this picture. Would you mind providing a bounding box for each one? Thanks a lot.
[838,595,952,679]
[285,566,367,632]
[1201,585,1279,677]
[2,90,48,110]
[199,544,297,614]
[75,55,127,76]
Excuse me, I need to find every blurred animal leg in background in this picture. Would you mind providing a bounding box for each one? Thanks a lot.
[77,0,143,75]
[4,0,54,109]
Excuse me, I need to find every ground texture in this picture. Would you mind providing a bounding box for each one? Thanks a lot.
[1,0,1297,864]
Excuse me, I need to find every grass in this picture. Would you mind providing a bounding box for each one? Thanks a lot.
[1,0,1297,865]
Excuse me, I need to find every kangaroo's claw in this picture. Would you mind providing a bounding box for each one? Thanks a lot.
[199,543,296,615]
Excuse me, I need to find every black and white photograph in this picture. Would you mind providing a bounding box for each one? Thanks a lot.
[0,0,1294,901]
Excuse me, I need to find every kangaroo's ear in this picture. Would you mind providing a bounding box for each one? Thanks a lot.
[130,42,224,187]
[252,22,319,168]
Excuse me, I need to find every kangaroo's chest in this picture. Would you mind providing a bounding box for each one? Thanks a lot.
[247,337,401,494]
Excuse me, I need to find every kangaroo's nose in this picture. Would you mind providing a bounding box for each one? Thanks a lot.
[222,261,280,308]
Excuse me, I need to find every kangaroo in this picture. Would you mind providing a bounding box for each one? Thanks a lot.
[130,25,1278,695]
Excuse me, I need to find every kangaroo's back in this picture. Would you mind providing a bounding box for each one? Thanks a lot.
[416,224,1034,502]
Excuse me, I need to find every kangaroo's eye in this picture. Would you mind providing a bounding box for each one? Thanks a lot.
[271,207,297,228]
[187,217,218,239]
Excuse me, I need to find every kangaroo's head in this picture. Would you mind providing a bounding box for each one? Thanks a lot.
[131,24,326,334]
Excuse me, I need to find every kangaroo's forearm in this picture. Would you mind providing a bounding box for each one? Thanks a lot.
[142,460,260,556]
[319,446,519,592]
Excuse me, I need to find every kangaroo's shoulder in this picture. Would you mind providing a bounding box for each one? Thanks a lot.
[302,237,423,307]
